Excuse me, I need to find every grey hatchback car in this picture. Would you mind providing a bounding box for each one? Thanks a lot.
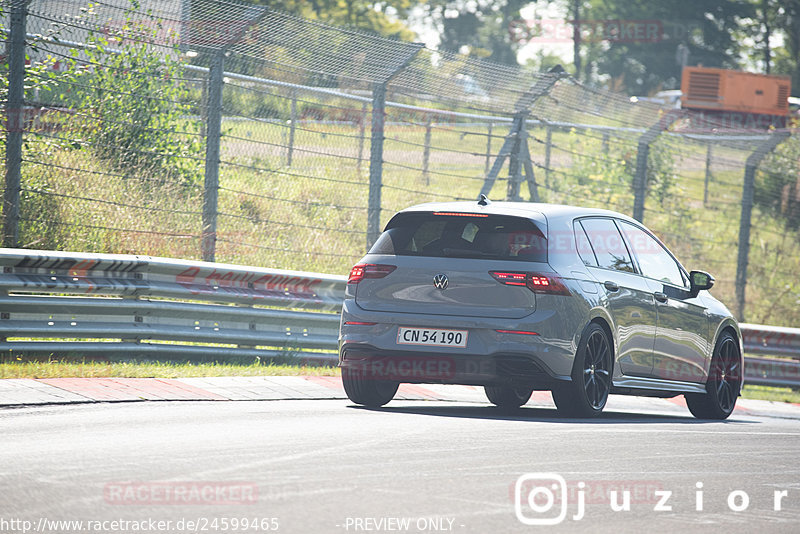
[339,199,743,419]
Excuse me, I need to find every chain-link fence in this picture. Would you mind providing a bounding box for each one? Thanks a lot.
[2,0,800,325]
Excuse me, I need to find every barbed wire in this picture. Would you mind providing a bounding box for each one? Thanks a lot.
[215,237,359,259]
[218,185,367,211]
[20,217,201,239]
[21,187,203,216]
[216,211,363,235]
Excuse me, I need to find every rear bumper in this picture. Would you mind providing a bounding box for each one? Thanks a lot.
[338,299,581,382]
[339,343,571,387]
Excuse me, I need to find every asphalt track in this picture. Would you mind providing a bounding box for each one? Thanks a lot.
[2,392,800,533]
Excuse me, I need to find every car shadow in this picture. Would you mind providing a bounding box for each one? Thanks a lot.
[347,402,757,424]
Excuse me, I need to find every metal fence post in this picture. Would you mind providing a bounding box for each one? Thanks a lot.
[480,69,565,200]
[202,50,224,262]
[703,143,713,206]
[631,140,650,221]
[423,114,432,185]
[287,90,297,166]
[200,76,209,137]
[544,124,552,189]
[366,82,387,249]
[357,102,367,172]
[506,118,522,201]
[521,121,539,202]
[197,6,267,261]
[2,0,28,248]
[735,132,790,322]
[365,43,423,250]
[484,122,493,176]
[631,111,681,222]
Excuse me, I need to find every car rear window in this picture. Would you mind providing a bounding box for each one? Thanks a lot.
[369,212,547,262]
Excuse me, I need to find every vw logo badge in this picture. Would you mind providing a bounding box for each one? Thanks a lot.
[433,273,448,290]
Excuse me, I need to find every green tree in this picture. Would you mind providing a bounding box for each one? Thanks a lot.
[771,0,800,95]
[241,0,416,41]
[581,0,755,94]
[418,0,535,64]
[41,5,203,183]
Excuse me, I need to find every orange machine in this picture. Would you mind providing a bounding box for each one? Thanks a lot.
[681,66,790,117]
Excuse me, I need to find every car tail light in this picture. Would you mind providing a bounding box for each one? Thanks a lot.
[348,264,396,284]
[489,271,570,295]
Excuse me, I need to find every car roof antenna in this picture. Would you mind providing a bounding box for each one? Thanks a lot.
[477,194,491,206]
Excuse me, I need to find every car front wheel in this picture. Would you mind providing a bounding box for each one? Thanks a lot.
[685,331,741,420]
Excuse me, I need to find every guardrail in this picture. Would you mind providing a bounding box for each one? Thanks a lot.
[0,249,798,388]
[0,249,346,362]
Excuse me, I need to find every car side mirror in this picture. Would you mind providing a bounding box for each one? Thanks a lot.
[689,270,714,295]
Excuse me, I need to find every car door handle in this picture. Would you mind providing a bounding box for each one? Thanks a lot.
[604,281,619,292]
[654,292,668,303]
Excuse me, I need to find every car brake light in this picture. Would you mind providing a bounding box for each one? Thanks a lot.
[432,212,488,217]
[348,264,396,284]
[488,271,527,286]
[489,271,570,295]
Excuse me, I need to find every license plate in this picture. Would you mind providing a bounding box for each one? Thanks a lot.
[396,327,468,348]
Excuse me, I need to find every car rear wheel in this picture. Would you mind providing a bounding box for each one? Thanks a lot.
[341,368,399,407]
[484,385,533,408]
[552,323,612,418]
[685,331,741,420]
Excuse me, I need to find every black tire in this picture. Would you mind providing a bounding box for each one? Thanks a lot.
[341,367,399,407]
[484,385,534,408]
[551,322,612,418]
[685,331,741,420]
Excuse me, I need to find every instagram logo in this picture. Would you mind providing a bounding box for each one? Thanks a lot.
[514,473,570,525]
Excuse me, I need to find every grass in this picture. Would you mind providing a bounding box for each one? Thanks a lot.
[0,359,341,379]
[740,385,800,404]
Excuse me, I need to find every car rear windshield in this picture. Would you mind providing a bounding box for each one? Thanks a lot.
[369,212,547,262]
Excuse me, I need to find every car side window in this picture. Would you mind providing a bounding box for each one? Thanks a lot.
[617,221,686,287]
[573,222,598,266]
[578,218,636,273]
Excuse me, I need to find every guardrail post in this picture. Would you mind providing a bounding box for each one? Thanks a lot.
[202,50,224,262]
[631,111,682,222]
[735,131,790,321]
[366,43,423,250]
[3,0,28,248]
